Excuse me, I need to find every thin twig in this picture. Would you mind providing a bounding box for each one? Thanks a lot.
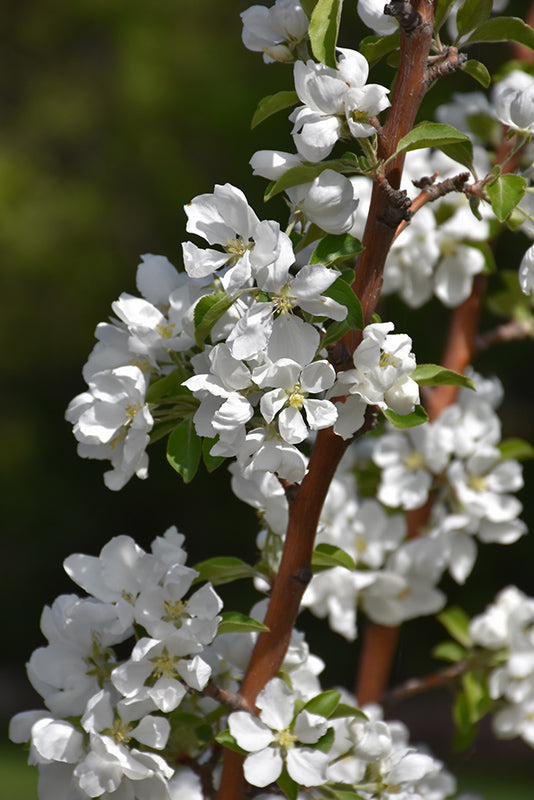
[476,319,533,352]
[383,661,468,705]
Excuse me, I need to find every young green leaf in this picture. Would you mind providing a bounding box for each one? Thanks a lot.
[265,163,330,201]
[310,232,364,267]
[432,641,467,663]
[312,543,356,572]
[456,0,492,37]
[193,556,257,586]
[382,405,429,429]
[462,59,491,88]
[452,692,478,751]
[323,278,364,329]
[411,364,476,390]
[146,372,192,403]
[461,671,492,723]
[321,319,350,349]
[394,122,473,158]
[330,703,368,720]
[301,0,319,16]
[464,16,534,50]
[251,90,299,129]
[166,419,202,483]
[303,689,341,718]
[437,606,472,648]
[311,726,335,753]
[487,174,527,222]
[217,611,270,635]
[308,0,343,68]
[498,438,534,462]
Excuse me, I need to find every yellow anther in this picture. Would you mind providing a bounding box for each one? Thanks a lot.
[275,727,297,749]
[287,384,305,409]
[151,647,180,680]
[107,718,133,744]
[156,322,175,339]
[403,449,425,471]
[379,350,400,368]
[163,598,189,627]
[467,474,488,492]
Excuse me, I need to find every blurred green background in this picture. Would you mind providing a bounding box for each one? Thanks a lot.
[1,0,533,796]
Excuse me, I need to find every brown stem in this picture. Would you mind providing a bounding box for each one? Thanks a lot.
[383,660,468,705]
[476,319,533,352]
[355,624,400,705]
[393,172,470,242]
[217,4,438,795]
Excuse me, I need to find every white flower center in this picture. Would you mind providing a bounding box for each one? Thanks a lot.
[379,350,401,368]
[403,449,425,471]
[151,647,180,679]
[163,598,189,628]
[225,236,254,264]
[156,321,175,339]
[468,474,488,492]
[106,718,133,744]
[274,727,297,750]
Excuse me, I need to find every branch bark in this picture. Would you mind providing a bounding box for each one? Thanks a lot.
[218,3,438,795]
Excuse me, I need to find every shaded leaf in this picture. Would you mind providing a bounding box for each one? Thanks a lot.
[323,278,364,329]
[202,437,226,472]
[251,90,299,129]
[194,293,236,347]
[453,692,478,750]
[312,726,335,753]
[359,32,400,66]
[456,0,492,37]
[217,611,269,635]
[434,0,458,31]
[321,319,350,349]
[146,372,192,403]
[215,728,247,754]
[166,419,201,483]
[309,0,343,68]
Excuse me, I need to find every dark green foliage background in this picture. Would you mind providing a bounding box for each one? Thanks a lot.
[1,0,533,786]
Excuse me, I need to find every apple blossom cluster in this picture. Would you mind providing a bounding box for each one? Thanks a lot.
[469,586,534,749]
[66,181,423,491]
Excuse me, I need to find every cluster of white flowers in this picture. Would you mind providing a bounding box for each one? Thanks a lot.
[9,528,224,799]
[470,586,534,749]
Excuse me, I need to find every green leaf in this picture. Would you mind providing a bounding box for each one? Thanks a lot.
[217,611,269,635]
[308,0,343,68]
[432,641,467,662]
[456,0,492,37]
[215,728,247,754]
[312,726,335,753]
[251,90,299,129]
[329,791,367,800]
[382,404,429,429]
[310,233,364,268]
[193,556,257,586]
[194,293,235,347]
[486,269,534,323]
[434,0,458,31]
[277,767,299,800]
[264,163,331,201]
[437,606,472,648]
[166,419,201,483]
[359,32,400,66]
[498,437,534,462]
[452,692,478,750]
[321,319,350,349]
[411,364,476,390]
[462,671,492,723]
[202,437,225,472]
[301,0,318,16]
[303,689,341,718]
[464,16,534,50]
[323,278,364,329]
[393,122,474,171]
[330,703,368,720]
[146,371,191,403]
[487,174,527,222]
[462,59,491,88]
[312,543,356,572]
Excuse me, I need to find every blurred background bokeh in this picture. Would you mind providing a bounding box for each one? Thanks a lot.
[1,0,533,795]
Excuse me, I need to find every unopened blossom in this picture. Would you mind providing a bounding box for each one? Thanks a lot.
[290,48,390,162]
[228,678,329,787]
[357,0,398,35]
[182,183,294,294]
[493,70,534,135]
[241,0,309,63]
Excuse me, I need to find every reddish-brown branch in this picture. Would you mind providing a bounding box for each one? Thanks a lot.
[355,624,400,705]
[476,318,533,352]
[218,4,438,794]
[383,660,468,705]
